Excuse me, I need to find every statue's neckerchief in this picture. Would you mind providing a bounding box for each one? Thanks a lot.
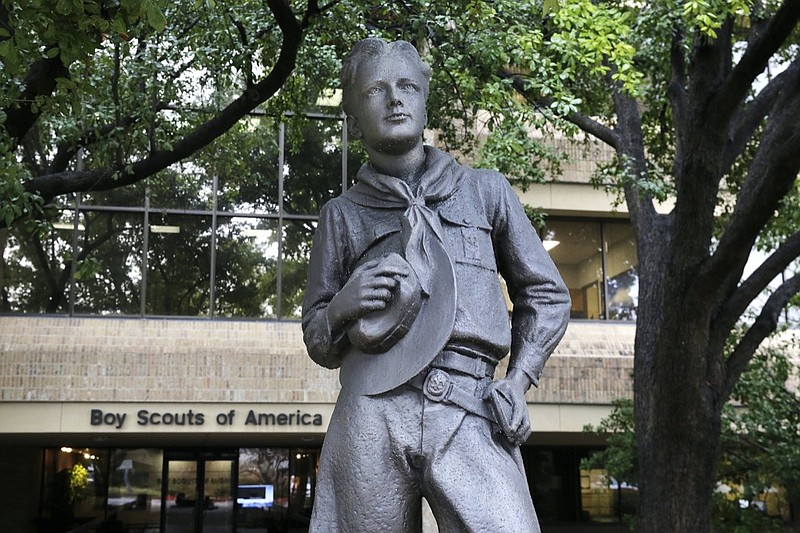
[344,146,464,296]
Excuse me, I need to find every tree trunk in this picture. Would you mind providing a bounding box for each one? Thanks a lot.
[635,364,722,531]
[633,245,724,532]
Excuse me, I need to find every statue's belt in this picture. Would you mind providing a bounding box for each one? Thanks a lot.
[407,350,497,423]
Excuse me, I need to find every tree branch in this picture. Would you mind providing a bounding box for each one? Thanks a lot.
[711,231,800,353]
[723,273,800,399]
[29,231,60,310]
[500,70,621,149]
[226,11,255,88]
[686,17,734,132]
[723,57,800,172]
[714,0,800,123]
[48,105,168,174]
[20,0,306,205]
[5,55,69,147]
[668,23,688,175]
[613,90,661,235]
[698,66,800,302]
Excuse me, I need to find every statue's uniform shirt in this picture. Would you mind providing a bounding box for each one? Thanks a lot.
[303,146,570,385]
[301,146,570,533]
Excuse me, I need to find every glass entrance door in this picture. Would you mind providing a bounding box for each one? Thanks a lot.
[163,453,236,533]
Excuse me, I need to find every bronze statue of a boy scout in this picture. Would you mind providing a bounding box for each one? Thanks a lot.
[302,37,571,532]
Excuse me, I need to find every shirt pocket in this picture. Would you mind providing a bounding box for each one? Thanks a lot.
[438,206,497,273]
[350,215,403,266]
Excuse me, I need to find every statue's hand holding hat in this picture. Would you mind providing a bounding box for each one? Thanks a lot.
[347,252,422,354]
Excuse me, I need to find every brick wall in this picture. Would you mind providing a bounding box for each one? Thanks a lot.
[0,316,634,405]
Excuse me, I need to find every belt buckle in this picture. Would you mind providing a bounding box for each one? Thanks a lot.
[423,368,451,402]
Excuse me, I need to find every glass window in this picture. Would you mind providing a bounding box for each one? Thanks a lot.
[604,221,639,321]
[1,210,75,314]
[215,216,278,318]
[288,450,317,527]
[146,214,212,316]
[237,448,319,533]
[82,182,146,207]
[40,447,110,531]
[543,219,639,321]
[279,219,316,319]
[580,468,638,523]
[343,116,369,189]
[544,220,604,320]
[72,211,144,315]
[217,117,281,215]
[238,448,290,532]
[148,167,214,211]
[108,448,163,531]
[283,118,346,216]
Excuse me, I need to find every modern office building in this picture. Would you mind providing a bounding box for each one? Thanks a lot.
[1,114,640,532]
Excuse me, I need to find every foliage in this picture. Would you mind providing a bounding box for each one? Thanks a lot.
[582,398,637,486]
[0,0,362,218]
[712,491,787,533]
[384,2,800,529]
[68,463,89,503]
[3,1,800,529]
[584,338,800,528]
[0,0,369,317]
[722,337,800,513]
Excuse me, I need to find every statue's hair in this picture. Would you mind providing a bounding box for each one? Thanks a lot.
[341,38,431,116]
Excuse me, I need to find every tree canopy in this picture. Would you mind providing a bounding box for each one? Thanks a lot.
[2,1,800,531]
[0,0,358,225]
[584,336,800,530]
[396,1,799,530]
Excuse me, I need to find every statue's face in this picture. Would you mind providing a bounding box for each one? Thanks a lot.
[348,53,427,155]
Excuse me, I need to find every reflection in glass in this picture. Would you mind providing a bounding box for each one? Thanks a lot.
[280,219,316,319]
[289,450,317,527]
[215,217,278,318]
[40,447,110,531]
[238,448,290,532]
[344,117,369,189]
[604,222,639,321]
[73,211,144,315]
[523,447,587,524]
[283,118,346,216]
[1,210,75,313]
[109,449,163,531]
[236,448,318,532]
[148,167,214,211]
[580,468,637,523]
[146,214,212,316]
[203,460,235,531]
[217,117,280,214]
[544,220,604,319]
[82,182,146,207]
[4,115,405,321]
[165,460,199,531]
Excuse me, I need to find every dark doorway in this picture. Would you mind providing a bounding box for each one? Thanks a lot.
[161,450,238,533]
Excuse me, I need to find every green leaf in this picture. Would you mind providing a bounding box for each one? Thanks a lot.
[543,0,560,16]
[145,1,167,32]
[56,0,72,15]
[55,77,78,90]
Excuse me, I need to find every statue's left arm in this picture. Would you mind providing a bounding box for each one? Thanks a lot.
[490,173,571,387]
[481,173,570,444]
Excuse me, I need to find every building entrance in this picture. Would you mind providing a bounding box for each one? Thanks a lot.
[162,451,238,533]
